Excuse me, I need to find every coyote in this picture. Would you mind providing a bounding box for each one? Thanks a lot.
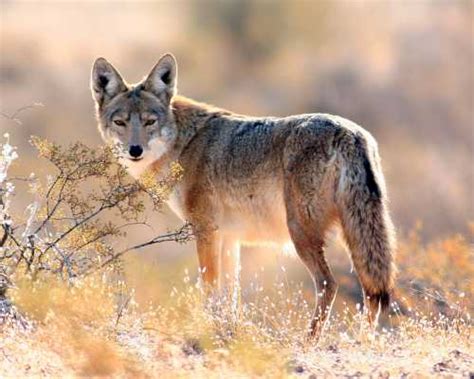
[91,53,396,338]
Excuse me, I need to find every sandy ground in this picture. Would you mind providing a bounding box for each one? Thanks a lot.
[1,315,472,378]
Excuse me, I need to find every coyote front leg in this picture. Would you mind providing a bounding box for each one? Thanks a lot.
[220,237,240,294]
[196,230,220,290]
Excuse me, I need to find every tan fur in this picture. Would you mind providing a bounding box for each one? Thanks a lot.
[91,54,396,339]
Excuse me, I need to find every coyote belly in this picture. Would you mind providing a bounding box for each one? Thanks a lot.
[169,159,290,244]
[91,53,396,340]
[216,177,290,245]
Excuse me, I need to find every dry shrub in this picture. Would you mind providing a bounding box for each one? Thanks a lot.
[397,224,473,317]
[1,134,188,281]
[11,273,117,374]
[8,271,149,377]
[12,274,115,324]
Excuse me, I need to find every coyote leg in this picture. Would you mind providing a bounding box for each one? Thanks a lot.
[220,237,241,316]
[366,293,381,326]
[287,219,338,340]
[213,237,241,341]
[196,230,220,290]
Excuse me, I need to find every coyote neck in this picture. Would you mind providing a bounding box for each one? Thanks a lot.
[149,96,232,178]
[171,95,235,148]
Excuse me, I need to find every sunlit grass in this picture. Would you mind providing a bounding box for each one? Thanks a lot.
[1,232,473,377]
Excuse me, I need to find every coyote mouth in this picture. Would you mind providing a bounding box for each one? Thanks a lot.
[129,157,143,162]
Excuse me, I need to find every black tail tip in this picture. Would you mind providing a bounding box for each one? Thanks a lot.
[377,291,391,312]
[368,290,391,313]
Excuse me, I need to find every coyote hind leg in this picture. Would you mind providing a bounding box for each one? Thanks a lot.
[286,216,338,340]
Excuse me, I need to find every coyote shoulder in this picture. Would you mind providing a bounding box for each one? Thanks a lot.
[91,53,396,338]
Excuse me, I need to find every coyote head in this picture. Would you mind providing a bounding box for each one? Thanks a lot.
[90,54,178,174]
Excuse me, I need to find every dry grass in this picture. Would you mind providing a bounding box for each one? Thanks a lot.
[1,234,472,378]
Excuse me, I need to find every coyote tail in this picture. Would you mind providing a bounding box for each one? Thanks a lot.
[337,134,396,313]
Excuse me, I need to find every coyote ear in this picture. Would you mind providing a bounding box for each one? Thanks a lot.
[91,58,127,107]
[143,53,177,103]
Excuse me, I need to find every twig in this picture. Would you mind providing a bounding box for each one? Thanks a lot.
[115,295,131,328]
[0,225,8,247]
[0,103,43,125]
[94,222,194,273]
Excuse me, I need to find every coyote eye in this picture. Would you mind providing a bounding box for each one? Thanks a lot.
[144,119,157,126]
[113,119,126,127]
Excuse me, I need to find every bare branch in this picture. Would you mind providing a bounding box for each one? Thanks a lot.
[1,134,187,281]
[92,222,194,273]
[0,225,8,247]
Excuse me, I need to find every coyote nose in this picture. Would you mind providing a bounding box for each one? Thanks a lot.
[129,145,143,159]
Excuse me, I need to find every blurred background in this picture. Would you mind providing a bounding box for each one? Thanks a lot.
[1,1,472,311]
